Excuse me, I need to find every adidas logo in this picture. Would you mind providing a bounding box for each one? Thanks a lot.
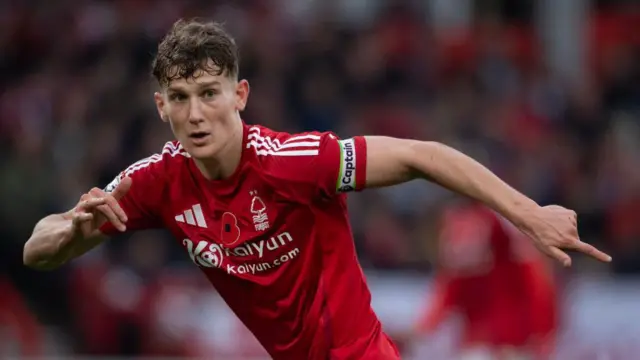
[175,204,207,228]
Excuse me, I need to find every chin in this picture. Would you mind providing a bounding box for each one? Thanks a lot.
[184,142,220,159]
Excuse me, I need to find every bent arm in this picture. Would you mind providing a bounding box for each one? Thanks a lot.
[364,136,537,228]
[23,211,105,271]
[25,149,167,271]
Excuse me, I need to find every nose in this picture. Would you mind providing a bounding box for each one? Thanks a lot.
[188,98,205,124]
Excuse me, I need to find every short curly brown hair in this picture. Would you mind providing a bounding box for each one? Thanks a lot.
[152,18,239,87]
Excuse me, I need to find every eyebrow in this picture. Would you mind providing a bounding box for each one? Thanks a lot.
[168,80,221,92]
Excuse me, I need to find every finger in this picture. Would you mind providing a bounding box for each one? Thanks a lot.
[96,204,126,232]
[574,241,612,263]
[90,188,127,223]
[76,197,107,212]
[111,176,132,201]
[548,246,572,267]
[89,187,107,200]
[72,211,94,225]
[106,196,128,223]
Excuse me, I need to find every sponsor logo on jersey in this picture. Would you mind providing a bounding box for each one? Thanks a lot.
[337,138,356,193]
[182,232,300,275]
[183,238,225,268]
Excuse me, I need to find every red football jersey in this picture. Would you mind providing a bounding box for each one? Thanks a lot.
[101,123,400,360]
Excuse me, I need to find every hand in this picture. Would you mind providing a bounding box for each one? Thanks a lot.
[70,177,132,238]
[519,205,611,267]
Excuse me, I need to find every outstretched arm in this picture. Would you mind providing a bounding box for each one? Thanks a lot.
[23,179,130,270]
[363,136,611,266]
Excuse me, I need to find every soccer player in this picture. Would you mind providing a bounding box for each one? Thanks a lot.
[23,19,610,360]
[398,202,558,359]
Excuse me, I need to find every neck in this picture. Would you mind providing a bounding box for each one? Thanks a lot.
[194,121,243,180]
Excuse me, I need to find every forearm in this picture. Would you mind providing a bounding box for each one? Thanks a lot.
[23,212,104,270]
[366,136,610,266]
[408,141,537,227]
[23,213,75,270]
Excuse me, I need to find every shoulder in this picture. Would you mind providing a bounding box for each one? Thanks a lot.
[105,141,190,193]
[241,124,364,198]
[243,123,366,183]
[245,125,335,157]
[243,125,340,175]
[243,125,334,187]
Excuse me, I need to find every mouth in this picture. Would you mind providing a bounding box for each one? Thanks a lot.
[189,131,210,139]
[188,131,211,145]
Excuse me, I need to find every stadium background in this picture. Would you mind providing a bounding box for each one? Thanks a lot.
[1,0,640,358]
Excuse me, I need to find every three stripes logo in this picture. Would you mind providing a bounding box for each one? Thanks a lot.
[175,204,208,228]
[247,127,321,156]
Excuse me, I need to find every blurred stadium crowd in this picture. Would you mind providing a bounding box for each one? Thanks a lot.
[1,0,640,358]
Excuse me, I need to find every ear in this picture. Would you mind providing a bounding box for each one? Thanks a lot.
[154,92,169,123]
[235,79,250,112]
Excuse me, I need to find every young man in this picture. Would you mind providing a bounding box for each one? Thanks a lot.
[23,19,610,360]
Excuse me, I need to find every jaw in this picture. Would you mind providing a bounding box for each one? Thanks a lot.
[183,140,220,160]
[189,124,244,180]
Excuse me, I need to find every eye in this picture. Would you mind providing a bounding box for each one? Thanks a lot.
[202,89,218,99]
[169,93,187,102]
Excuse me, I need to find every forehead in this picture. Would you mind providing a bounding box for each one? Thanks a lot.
[165,62,232,91]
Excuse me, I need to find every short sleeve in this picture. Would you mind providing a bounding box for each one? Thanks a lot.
[100,154,165,235]
[255,128,367,200]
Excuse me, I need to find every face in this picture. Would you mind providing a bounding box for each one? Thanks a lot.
[154,64,249,160]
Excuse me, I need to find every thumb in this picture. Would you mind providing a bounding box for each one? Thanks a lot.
[111,176,132,200]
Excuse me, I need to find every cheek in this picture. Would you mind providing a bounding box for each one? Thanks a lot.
[203,99,231,119]
[166,108,188,126]
[167,117,188,136]
[215,93,236,108]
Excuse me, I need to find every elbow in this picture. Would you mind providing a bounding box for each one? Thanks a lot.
[22,241,36,267]
[406,140,444,160]
[24,258,61,271]
[405,140,446,176]
[23,214,73,271]
[410,140,445,154]
[23,242,60,271]
[22,247,41,270]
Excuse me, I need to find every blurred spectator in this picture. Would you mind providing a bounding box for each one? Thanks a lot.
[0,277,43,357]
[397,202,558,359]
